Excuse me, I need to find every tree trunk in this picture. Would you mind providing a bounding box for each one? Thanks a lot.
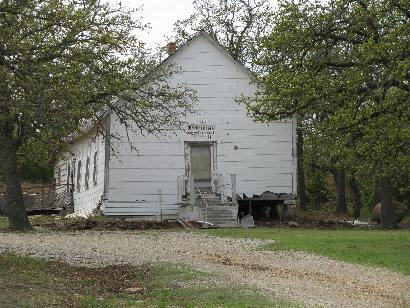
[349,177,362,218]
[332,168,347,214]
[377,176,395,228]
[0,132,32,231]
[296,116,307,211]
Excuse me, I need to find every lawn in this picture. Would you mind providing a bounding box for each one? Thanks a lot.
[0,253,295,307]
[207,228,410,275]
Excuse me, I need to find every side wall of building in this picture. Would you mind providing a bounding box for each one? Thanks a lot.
[103,33,296,218]
[54,125,106,214]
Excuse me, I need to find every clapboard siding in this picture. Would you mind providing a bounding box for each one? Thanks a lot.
[103,206,178,218]
[220,145,292,156]
[107,194,178,203]
[54,123,106,214]
[110,157,184,169]
[102,32,296,217]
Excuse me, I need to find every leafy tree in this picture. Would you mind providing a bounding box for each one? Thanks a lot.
[0,0,195,231]
[18,137,54,183]
[246,0,410,227]
[169,0,274,71]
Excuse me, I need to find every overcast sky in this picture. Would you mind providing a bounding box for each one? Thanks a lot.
[113,0,195,47]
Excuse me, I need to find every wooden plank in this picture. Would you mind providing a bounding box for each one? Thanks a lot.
[109,156,185,169]
[219,146,292,156]
[107,190,178,202]
[109,168,184,177]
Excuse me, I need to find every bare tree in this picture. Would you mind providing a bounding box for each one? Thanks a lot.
[169,0,274,72]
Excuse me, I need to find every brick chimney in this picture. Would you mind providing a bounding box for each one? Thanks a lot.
[166,42,177,55]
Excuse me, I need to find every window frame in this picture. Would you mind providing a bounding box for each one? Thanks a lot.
[76,160,82,192]
[85,157,90,190]
[66,164,71,192]
[92,152,98,186]
[57,167,61,186]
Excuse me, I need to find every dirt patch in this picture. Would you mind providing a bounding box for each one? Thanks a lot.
[0,253,150,307]
[53,263,147,294]
[32,216,182,231]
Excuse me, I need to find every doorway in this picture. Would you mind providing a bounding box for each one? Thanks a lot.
[190,145,212,189]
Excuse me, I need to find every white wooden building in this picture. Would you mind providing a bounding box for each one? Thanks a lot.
[54,32,297,223]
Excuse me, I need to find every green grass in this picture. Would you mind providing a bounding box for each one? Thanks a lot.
[0,253,69,307]
[0,253,295,307]
[207,228,410,275]
[138,263,295,307]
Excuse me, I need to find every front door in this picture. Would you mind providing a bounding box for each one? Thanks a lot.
[190,145,211,189]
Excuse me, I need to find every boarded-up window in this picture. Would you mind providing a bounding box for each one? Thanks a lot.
[77,160,82,192]
[93,152,98,186]
[66,164,71,192]
[72,160,76,191]
[57,167,61,186]
[85,157,90,190]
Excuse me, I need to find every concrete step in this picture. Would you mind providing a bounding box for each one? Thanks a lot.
[203,206,236,210]
[202,208,236,212]
[203,211,237,216]
[204,211,236,214]
[205,207,234,209]
[204,211,232,214]
[201,208,237,213]
[201,214,236,219]
[204,211,236,215]
[204,218,240,225]
[201,211,237,216]
[195,192,238,227]
[207,218,238,222]
[214,222,241,228]
[200,195,219,198]
[205,212,236,215]
[206,218,238,222]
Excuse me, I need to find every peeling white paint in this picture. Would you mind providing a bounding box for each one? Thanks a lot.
[55,32,297,218]
[54,123,106,214]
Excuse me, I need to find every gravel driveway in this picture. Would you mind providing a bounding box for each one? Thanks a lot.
[1,230,409,307]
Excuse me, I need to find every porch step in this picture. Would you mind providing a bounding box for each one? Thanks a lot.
[199,205,238,226]
[192,191,239,227]
[213,222,241,228]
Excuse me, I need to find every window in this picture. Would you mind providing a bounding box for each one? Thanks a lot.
[85,157,90,190]
[93,152,98,186]
[57,167,61,186]
[77,160,82,192]
[67,164,71,192]
[72,159,76,191]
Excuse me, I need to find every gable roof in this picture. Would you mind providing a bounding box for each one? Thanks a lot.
[161,31,254,79]
[65,31,253,144]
